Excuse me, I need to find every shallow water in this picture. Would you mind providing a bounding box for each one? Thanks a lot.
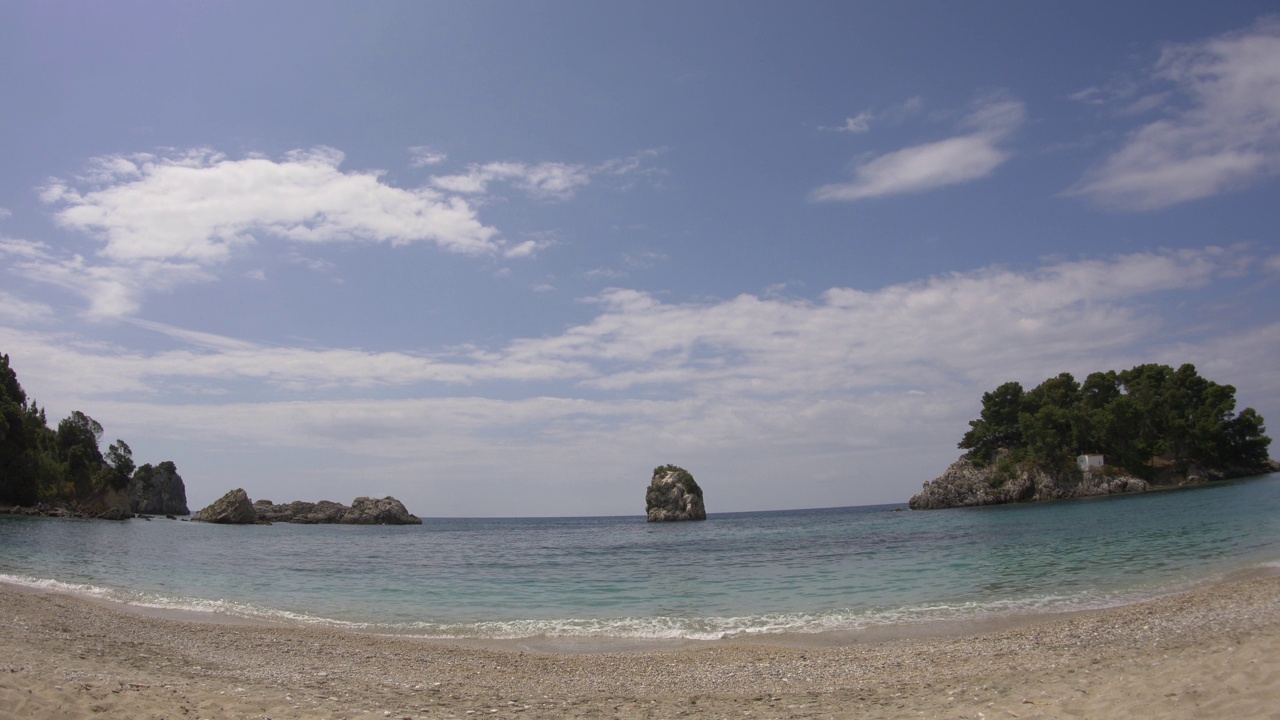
[3,473,1278,640]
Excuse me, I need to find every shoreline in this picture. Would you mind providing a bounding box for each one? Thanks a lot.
[5,563,1269,651]
[4,575,1280,718]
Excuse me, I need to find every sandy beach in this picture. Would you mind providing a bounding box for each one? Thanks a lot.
[2,575,1279,720]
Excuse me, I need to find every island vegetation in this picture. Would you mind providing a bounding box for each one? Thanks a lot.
[911,363,1274,509]
[960,363,1270,475]
[0,352,186,516]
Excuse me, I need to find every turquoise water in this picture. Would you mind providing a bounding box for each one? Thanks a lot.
[3,474,1279,641]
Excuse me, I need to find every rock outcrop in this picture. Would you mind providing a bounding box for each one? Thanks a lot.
[909,453,1149,510]
[253,499,349,524]
[251,496,422,525]
[128,461,189,516]
[340,496,421,524]
[646,465,707,521]
[192,488,258,524]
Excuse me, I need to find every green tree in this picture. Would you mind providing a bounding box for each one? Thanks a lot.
[958,381,1026,464]
[1018,373,1080,467]
[1221,408,1271,467]
[56,410,105,493]
[103,439,135,490]
[0,353,38,503]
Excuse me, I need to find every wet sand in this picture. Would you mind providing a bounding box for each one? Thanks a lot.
[2,575,1279,719]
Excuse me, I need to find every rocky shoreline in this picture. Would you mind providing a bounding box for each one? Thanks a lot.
[910,453,1280,510]
[2,460,190,521]
[0,502,183,521]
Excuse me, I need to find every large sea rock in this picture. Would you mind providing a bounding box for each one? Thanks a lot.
[646,465,707,521]
[128,461,189,516]
[340,496,421,525]
[192,488,258,524]
[909,453,1148,510]
[251,496,421,525]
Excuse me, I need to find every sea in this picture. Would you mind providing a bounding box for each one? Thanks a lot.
[3,473,1279,645]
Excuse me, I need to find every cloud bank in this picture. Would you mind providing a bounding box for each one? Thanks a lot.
[3,245,1271,513]
[1069,19,1280,210]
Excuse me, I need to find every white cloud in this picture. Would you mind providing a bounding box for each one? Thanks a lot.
[503,238,555,259]
[812,94,1024,202]
[21,146,628,317]
[0,292,54,325]
[837,112,872,133]
[0,238,213,319]
[43,147,499,263]
[429,150,663,202]
[430,161,594,201]
[1068,19,1280,210]
[1069,87,1107,105]
[821,97,925,134]
[408,146,448,168]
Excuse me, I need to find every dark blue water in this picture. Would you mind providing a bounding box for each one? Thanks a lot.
[3,474,1278,640]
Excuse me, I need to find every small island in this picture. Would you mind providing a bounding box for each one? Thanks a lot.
[193,489,421,525]
[911,363,1276,509]
[646,464,707,521]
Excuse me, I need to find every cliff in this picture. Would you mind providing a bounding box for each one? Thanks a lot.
[128,461,189,516]
[646,465,707,521]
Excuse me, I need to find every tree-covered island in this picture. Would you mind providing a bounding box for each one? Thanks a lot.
[910,363,1275,509]
[0,353,188,518]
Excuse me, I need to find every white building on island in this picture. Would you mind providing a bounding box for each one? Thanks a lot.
[1077,454,1105,473]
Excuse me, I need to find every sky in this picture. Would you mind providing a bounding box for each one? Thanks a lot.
[1,2,1278,517]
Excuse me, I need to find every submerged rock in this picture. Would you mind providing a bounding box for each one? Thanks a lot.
[192,488,258,524]
[646,464,707,522]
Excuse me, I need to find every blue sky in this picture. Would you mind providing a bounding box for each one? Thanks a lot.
[2,2,1278,516]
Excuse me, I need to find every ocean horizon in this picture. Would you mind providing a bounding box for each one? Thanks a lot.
[4,473,1279,644]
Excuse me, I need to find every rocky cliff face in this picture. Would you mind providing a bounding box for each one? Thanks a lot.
[251,496,421,525]
[646,465,707,521]
[909,454,1149,510]
[128,461,189,516]
[192,488,258,524]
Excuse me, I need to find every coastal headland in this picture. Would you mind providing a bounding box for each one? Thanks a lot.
[3,574,1279,719]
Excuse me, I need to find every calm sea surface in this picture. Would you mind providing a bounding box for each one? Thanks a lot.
[3,474,1279,641]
